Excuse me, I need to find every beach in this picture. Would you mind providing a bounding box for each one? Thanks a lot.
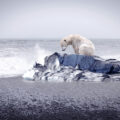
[0,76,120,120]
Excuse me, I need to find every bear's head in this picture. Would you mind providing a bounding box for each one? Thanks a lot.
[60,38,68,51]
[60,36,72,51]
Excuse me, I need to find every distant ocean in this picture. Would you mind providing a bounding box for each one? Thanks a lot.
[0,39,120,78]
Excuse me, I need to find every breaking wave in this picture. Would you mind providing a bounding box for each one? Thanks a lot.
[0,44,51,78]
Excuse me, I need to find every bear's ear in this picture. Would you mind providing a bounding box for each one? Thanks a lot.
[64,39,66,42]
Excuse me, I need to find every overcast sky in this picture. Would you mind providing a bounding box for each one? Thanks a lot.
[0,0,120,39]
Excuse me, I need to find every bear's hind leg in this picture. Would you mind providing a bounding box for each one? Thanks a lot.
[79,44,94,56]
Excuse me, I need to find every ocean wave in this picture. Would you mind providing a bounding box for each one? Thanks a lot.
[0,44,51,78]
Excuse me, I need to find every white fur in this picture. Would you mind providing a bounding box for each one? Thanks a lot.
[60,34,95,56]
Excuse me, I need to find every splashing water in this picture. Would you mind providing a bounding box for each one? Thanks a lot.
[0,43,51,78]
[34,44,52,65]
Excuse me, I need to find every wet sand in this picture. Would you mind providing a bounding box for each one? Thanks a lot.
[0,76,120,120]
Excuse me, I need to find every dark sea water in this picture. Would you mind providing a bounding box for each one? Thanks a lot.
[0,39,120,78]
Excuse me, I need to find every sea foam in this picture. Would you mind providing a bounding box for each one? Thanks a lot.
[0,44,51,78]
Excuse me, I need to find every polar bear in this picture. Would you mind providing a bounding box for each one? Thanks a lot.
[60,34,95,56]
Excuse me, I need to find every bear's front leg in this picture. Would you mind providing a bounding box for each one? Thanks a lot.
[74,48,79,54]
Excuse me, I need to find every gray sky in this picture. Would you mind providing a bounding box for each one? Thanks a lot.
[0,0,120,39]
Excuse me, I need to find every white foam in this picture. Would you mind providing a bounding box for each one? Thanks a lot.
[101,55,120,60]
[22,69,35,80]
[0,56,31,77]
[34,44,52,65]
[0,44,52,78]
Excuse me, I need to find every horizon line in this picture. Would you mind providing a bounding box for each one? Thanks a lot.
[0,38,120,40]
